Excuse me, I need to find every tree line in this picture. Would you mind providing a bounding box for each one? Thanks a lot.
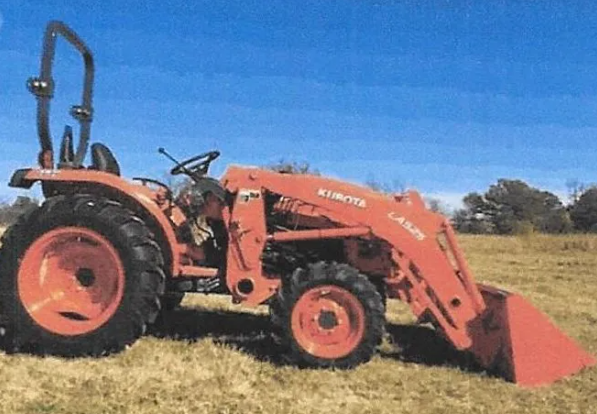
[0,196,39,227]
[453,179,597,235]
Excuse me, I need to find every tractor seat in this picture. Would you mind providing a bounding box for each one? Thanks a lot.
[90,143,121,176]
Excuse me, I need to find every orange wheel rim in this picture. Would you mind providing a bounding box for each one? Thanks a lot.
[291,285,366,359]
[18,227,125,336]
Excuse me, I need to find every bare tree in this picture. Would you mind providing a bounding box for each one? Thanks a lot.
[365,177,405,194]
[267,160,319,175]
[566,179,588,204]
[425,197,449,216]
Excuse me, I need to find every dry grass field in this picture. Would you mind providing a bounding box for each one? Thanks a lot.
[0,229,596,414]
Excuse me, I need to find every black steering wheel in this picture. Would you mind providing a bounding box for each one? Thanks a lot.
[170,150,220,177]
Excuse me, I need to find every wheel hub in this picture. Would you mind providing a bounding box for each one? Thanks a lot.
[318,310,339,329]
[75,268,96,287]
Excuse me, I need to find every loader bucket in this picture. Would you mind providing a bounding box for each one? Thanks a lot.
[468,284,596,387]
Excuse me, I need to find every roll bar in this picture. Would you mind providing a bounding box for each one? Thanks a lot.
[27,21,94,169]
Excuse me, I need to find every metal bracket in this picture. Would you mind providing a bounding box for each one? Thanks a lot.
[27,77,54,98]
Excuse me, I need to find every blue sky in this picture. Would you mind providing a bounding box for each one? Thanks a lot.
[2,1,597,210]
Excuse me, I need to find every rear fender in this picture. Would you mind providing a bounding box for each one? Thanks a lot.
[10,168,180,276]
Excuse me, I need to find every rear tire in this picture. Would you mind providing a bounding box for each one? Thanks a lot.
[270,262,385,369]
[0,195,165,356]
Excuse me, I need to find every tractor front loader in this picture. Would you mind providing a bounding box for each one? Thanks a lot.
[0,21,594,387]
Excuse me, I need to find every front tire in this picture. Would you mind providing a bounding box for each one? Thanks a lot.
[270,262,385,369]
[0,195,165,356]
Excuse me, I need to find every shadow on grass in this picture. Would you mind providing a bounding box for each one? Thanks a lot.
[149,304,485,375]
[150,305,280,364]
[381,324,484,374]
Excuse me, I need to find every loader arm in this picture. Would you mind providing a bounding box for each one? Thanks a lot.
[222,166,484,349]
[221,166,595,386]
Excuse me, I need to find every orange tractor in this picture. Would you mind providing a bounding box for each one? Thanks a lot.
[0,21,594,386]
